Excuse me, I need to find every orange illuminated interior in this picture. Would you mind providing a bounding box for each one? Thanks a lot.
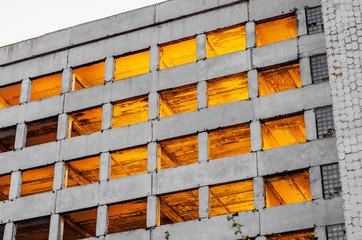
[115,50,150,80]
[159,84,197,118]
[261,114,306,150]
[159,189,199,225]
[159,37,197,70]
[21,165,54,197]
[62,208,97,240]
[210,180,254,217]
[72,61,105,91]
[0,174,11,201]
[65,155,100,188]
[258,63,301,96]
[112,95,148,128]
[208,124,251,160]
[0,125,16,153]
[206,25,246,58]
[16,216,50,240]
[265,171,312,208]
[256,15,297,47]
[158,134,198,169]
[30,73,62,101]
[69,106,102,137]
[267,229,314,240]
[0,82,21,108]
[207,73,249,107]
[110,145,147,179]
[26,116,58,147]
[108,198,147,234]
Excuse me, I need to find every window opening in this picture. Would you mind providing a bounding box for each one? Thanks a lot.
[310,54,329,84]
[315,106,335,139]
[15,216,50,240]
[306,6,324,34]
[0,82,21,108]
[69,106,102,137]
[321,163,342,199]
[21,165,54,197]
[0,173,11,201]
[62,208,97,240]
[114,50,150,80]
[0,125,16,153]
[30,73,62,101]
[112,95,148,128]
[65,155,100,188]
[72,61,105,91]
[26,116,58,147]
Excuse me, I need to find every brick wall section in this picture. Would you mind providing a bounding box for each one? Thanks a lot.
[321,0,362,238]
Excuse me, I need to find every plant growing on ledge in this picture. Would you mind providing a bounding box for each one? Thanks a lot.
[227,212,253,240]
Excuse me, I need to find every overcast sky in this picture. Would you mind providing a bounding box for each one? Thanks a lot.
[0,0,167,47]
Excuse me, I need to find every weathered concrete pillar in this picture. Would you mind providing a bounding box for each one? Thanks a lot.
[61,68,73,93]
[99,152,111,182]
[96,205,108,236]
[253,177,264,210]
[196,33,206,60]
[314,226,327,240]
[321,0,362,237]
[104,57,115,83]
[245,22,256,49]
[48,214,64,240]
[14,123,27,150]
[147,196,158,228]
[148,92,159,120]
[101,103,113,130]
[199,186,209,219]
[247,70,258,99]
[309,166,323,200]
[3,222,16,240]
[197,81,207,109]
[9,171,22,200]
[296,8,308,36]
[304,110,317,141]
[147,142,158,172]
[250,121,262,152]
[19,78,31,104]
[198,132,208,163]
[57,114,69,140]
[149,45,159,72]
[300,57,312,86]
[53,162,66,191]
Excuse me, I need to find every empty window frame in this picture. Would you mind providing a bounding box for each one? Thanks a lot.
[114,50,150,80]
[256,15,298,47]
[62,208,97,240]
[264,170,312,208]
[258,62,301,96]
[207,73,248,107]
[0,125,16,153]
[310,54,329,84]
[0,82,21,108]
[30,72,62,101]
[159,37,197,70]
[0,224,3,239]
[110,145,147,179]
[69,106,102,137]
[26,116,58,147]
[321,163,342,199]
[306,6,324,34]
[0,173,11,201]
[72,61,105,91]
[267,229,315,240]
[206,25,246,58]
[261,114,306,150]
[209,123,251,160]
[326,224,346,240]
[158,189,199,225]
[210,180,254,217]
[112,95,148,128]
[21,165,54,197]
[107,198,147,234]
[158,134,198,169]
[315,106,335,139]
[15,216,50,240]
[159,84,197,118]
[65,155,100,188]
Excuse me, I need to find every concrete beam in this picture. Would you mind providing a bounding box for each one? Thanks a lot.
[246,22,256,49]
[102,103,113,130]
[198,132,208,163]
[196,34,206,60]
[53,162,66,191]
[61,68,72,94]
[96,205,108,237]
[104,57,115,83]
[148,92,159,121]
[146,196,158,228]
[3,222,16,240]
[57,114,69,140]
[99,152,111,182]
[253,177,265,210]
[9,171,22,200]
[197,81,207,110]
[251,121,262,152]
[19,79,31,104]
[199,186,209,219]
[147,142,158,172]
[309,166,323,200]
[48,214,64,240]
[248,70,258,99]
[305,109,317,141]
[300,57,312,87]
[14,123,26,150]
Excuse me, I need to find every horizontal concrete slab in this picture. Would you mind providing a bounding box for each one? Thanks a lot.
[64,85,104,113]
[298,33,327,58]
[0,105,21,128]
[24,95,63,122]
[258,138,339,176]
[106,229,150,240]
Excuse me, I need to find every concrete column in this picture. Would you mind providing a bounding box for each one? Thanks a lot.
[147,142,158,172]
[14,123,27,150]
[198,132,208,163]
[314,226,327,240]
[148,92,159,120]
[147,196,158,227]
[61,68,73,93]
[250,121,262,152]
[246,22,256,49]
[199,186,209,219]
[53,162,66,191]
[309,166,323,200]
[102,103,113,130]
[253,177,264,210]
[304,110,317,141]
[9,171,22,200]
[48,214,64,240]
[247,70,258,99]
[99,152,111,182]
[57,114,69,140]
[300,57,312,86]
[3,222,16,240]
[19,78,31,104]
[96,205,108,236]
[149,45,159,72]
[104,57,115,83]
[296,8,308,36]
[196,33,206,60]
[197,81,207,109]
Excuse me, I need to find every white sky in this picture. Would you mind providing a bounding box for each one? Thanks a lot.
[0,0,167,47]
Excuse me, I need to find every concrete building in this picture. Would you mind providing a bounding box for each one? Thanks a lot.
[0,0,360,239]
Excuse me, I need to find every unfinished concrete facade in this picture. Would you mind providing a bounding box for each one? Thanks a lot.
[0,0,358,239]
